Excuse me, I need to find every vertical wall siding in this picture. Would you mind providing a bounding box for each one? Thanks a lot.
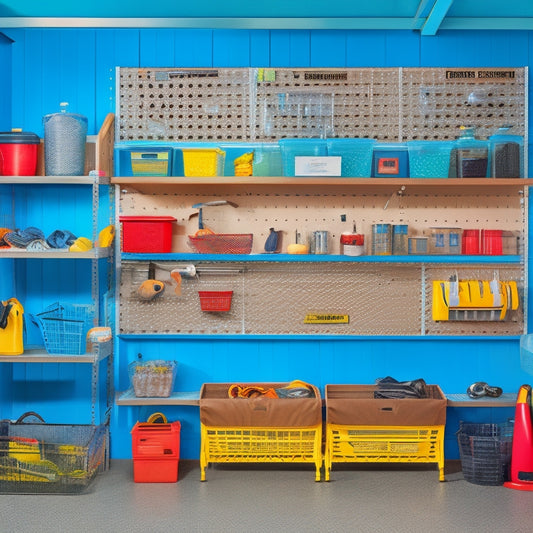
[2,27,532,459]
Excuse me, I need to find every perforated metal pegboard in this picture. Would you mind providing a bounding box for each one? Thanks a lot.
[117,67,527,143]
[117,68,251,141]
[401,68,527,141]
[119,260,524,336]
[117,184,525,256]
[119,261,422,335]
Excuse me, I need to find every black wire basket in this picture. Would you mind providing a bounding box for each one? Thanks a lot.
[457,421,514,486]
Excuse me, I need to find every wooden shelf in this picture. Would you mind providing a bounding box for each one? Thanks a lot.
[2,176,110,185]
[121,253,521,264]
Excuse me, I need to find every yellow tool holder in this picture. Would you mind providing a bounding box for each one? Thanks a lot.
[324,424,445,482]
[200,423,323,482]
[432,279,519,322]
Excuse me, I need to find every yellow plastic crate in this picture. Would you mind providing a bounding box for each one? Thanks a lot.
[200,423,323,481]
[324,424,445,482]
[181,148,225,177]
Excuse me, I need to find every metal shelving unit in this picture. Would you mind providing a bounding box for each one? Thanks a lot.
[0,114,116,424]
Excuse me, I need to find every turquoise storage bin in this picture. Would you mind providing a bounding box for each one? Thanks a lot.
[407,141,453,178]
[115,143,173,177]
[253,144,283,177]
[278,138,328,177]
[326,138,376,177]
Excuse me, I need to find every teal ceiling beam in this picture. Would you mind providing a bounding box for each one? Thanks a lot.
[412,0,434,30]
[439,17,533,31]
[420,0,454,35]
[0,16,416,30]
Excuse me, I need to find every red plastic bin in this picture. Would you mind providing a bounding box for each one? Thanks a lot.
[131,420,181,483]
[120,216,176,253]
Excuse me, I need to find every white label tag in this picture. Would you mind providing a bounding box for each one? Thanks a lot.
[295,156,341,176]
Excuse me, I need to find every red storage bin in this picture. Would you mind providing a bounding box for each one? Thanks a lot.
[481,229,503,255]
[120,216,176,253]
[131,420,181,483]
[0,131,40,176]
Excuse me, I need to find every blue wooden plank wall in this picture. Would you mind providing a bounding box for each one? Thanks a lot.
[1,27,532,460]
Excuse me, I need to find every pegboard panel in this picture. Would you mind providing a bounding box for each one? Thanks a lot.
[119,261,422,336]
[424,264,524,336]
[117,67,526,144]
[117,185,525,256]
[401,68,527,141]
[117,68,251,141]
[252,68,400,141]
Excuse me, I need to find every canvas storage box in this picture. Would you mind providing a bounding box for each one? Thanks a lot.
[324,384,447,481]
[199,382,323,481]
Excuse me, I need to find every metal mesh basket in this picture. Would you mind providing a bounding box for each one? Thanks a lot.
[0,417,107,494]
[31,303,95,355]
[188,234,253,254]
[457,421,514,486]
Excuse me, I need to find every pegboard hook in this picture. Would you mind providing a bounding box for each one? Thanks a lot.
[383,185,406,210]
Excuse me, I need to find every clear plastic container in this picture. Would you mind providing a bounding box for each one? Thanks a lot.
[452,127,488,178]
[278,138,328,177]
[488,127,524,178]
[326,138,376,177]
[407,140,453,178]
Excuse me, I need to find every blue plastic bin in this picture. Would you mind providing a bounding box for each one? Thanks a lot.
[407,141,453,178]
[279,138,328,177]
[326,138,376,177]
[372,143,409,178]
[115,143,173,177]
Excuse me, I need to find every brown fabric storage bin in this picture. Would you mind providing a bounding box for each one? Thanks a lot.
[325,384,447,426]
[200,382,322,428]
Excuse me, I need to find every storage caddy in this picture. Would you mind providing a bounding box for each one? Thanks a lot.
[324,384,447,481]
[199,382,323,481]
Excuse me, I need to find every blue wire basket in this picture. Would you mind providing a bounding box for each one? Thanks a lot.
[31,303,95,355]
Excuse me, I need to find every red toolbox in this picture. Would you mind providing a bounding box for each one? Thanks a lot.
[131,419,181,483]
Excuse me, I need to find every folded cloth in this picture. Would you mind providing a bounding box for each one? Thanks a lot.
[4,226,45,248]
[26,239,51,252]
[0,228,12,248]
[228,385,278,399]
[374,376,428,399]
[46,229,77,249]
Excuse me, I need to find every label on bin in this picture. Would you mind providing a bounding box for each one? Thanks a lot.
[295,156,341,176]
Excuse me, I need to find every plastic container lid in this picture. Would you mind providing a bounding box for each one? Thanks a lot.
[119,216,177,222]
[0,131,40,144]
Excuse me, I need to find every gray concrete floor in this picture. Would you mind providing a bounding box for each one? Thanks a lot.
[1,460,533,533]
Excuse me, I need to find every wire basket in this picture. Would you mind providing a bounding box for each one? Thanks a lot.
[457,421,514,486]
[199,291,233,312]
[31,303,95,355]
[0,416,107,494]
[188,233,253,254]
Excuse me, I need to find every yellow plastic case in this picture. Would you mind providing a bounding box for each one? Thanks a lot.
[324,424,445,481]
[200,423,323,481]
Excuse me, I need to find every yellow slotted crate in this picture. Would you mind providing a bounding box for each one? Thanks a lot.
[200,424,323,481]
[325,424,445,481]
